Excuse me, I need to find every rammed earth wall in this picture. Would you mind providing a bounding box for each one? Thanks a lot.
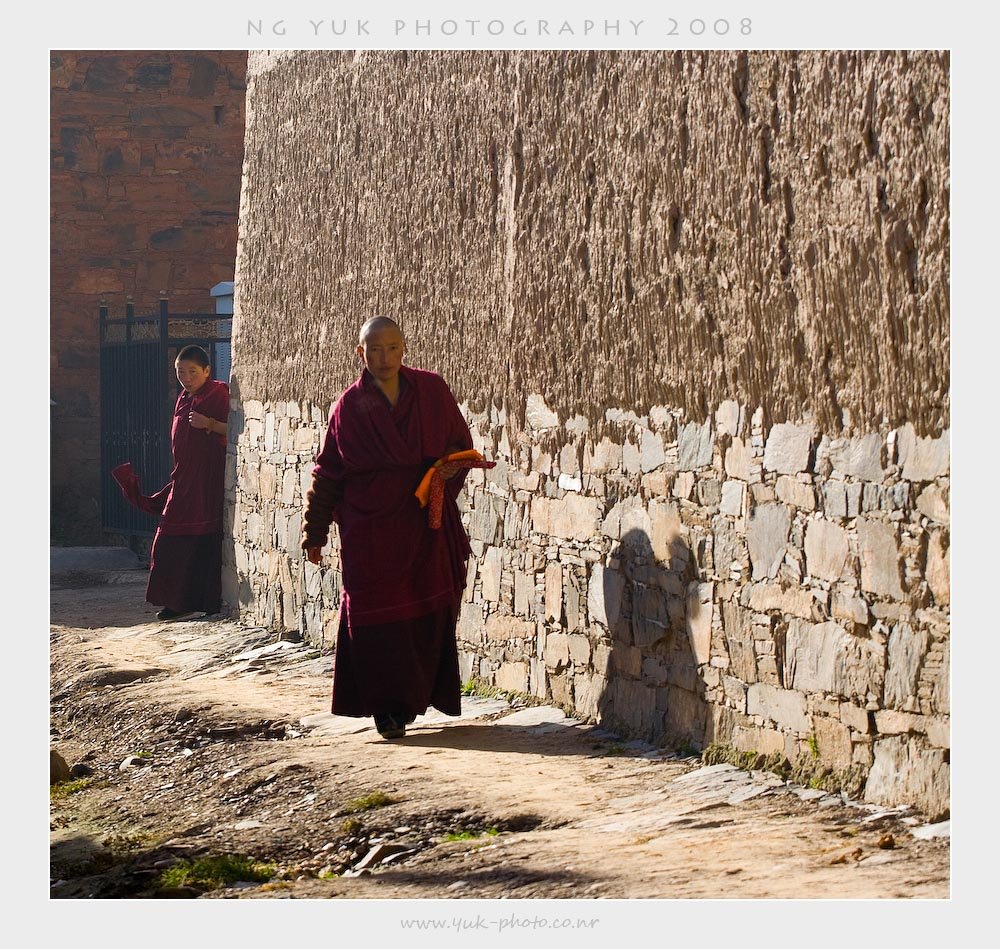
[227,50,949,819]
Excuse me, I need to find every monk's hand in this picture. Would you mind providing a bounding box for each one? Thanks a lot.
[438,461,462,481]
[189,411,211,430]
[305,546,323,565]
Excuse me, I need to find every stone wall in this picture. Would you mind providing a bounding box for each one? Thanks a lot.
[50,51,247,544]
[228,50,949,818]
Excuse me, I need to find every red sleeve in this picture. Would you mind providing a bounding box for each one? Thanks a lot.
[313,404,345,484]
[198,381,230,447]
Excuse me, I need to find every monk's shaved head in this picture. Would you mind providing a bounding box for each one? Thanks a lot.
[358,315,403,345]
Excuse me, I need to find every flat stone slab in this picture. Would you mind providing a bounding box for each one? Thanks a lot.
[910,820,950,840]
[51,546,141,573]
[493,706,581,730]
[231,640,308,662]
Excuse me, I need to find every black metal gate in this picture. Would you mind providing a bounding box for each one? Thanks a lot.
[99,298,232,541]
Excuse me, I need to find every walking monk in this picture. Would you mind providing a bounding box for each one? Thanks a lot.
[112,344,229,621]
[301,316,487,739]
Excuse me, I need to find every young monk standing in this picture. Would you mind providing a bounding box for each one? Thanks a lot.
[113,344,229,620]
[301,316,476,739]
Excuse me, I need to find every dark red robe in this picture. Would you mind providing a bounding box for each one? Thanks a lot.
[113,378,229,614]
[313,366,473,718]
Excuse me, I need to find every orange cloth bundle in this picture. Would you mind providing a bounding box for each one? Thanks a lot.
[415,449,496,528]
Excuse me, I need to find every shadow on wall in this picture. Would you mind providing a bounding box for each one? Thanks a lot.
[597,528,709,750]
[221,371,245,618]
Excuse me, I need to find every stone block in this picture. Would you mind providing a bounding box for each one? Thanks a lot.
[720,479,745,516]
[642,656,668,685]
[884,623,930,710]
[775,476,816,511]
[632,583,671,648]
[839,702,872,733]
[640,426,666,472]
[714,520,748,578]
[532,494,601,542]
[612,644,643,678]
[723,675,748,711]
[479,546,503,602]
[845,483,862,517]
[864,737,949,821]
[716,400,744,438]
[874,709,925,735]
[649,499,683,563]
[831,592,869,625]
[494,662,530,695]
[563,572,582,631]
[732,724,786,755]
[724,437,752,481]
[280,467,297,505]
[293,426,317,452]
[813,715,853,769]
[592,642,611,676]
[484,612,535,643]
[896,424,950,483]
[926,530,949,606]
[672,470,695,500]
[783,620,885,700]
[856,518,905,599]
[678,419,714,469]
[514,570,533,617]
[525,393,559,432]
[470,494,502,545]
[585,437,622,475]
[548,672,574,707]
[697,478,722,507]
[621,438,641,475]
[661,685,707,744]
[685,581,714,665]
[458,650,476,684]
[604,677,660,738]
[823,481,848,518]
[559,442,579,478]
[804,519,849,582]
[456,600,483,642]
[722,600,757,682]
[747,683,810,733]
[574,672,606,719]
[828,434,885,481]
[588,564,625,629]
[763,423,814,474]
[747,503,790,580]
[567,634,591,665]
[916,483,950,525]
[620,503,654,544]
[544,562,562,621]
[543,631,570,669]
[925,717,950,749]
[531,449,551,475]
[747,582,815,620]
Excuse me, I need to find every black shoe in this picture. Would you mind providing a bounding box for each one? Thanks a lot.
[374,713,406,739]
[156,608,194,621]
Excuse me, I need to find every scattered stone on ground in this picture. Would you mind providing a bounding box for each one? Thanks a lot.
[50,569,950,900]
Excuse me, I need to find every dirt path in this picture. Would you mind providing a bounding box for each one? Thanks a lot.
[49,568,950,902]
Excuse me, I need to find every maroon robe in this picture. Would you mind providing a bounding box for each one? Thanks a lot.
[313,366,473,718]
[113,378,229,613]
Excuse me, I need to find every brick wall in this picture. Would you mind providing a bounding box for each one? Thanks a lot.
[50,50,247,544]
